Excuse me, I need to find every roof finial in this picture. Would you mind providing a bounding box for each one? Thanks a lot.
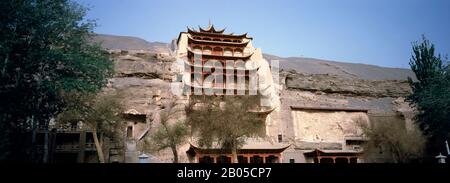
[208,19,212,30]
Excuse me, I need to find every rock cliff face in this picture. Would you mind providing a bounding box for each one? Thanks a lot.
[265,69,415,144]
[106,50,176,114]
[111,51,174,80]
[94,34,417,163]
[266,69,416,163]
[284,71,412,98]
[92,34,171,54]
[264,54,416,81]
[102,48,189,162]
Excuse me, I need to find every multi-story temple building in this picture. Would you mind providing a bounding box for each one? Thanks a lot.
[177,24,257,96]
[175,24,286,163]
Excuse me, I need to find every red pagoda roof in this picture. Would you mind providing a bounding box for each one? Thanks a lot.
[198,24,226,33]
[188,35,250,47]
[187,27,251,39]
[303,149,363,157]
[290,106,369,112]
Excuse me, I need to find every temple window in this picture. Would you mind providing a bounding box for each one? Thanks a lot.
[193,46,202,54]
[223,48,233,56]
[319,158,334,163]
[266,155,279,163]
[126,126,133,138]
[203,47,212,55]
[199,156,214,163]
[335,158,349,164]
[234,49,243,56]
[250,156,263,163]
[213,47,223,56]
[238,156,249,163]
[217,156,231,163]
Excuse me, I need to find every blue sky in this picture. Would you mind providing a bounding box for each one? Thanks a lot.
[75,0,450,68]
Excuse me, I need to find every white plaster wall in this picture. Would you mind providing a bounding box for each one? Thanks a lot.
[176,33,189,57]
[282,148,307,163]
[291,110,369,143]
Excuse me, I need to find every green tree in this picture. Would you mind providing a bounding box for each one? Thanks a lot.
[152,100,188,163]
[359,117,426,163]
[186,96,265,163]
[57,92,123,163]
[0,0,113,161]
[407,35,450,156]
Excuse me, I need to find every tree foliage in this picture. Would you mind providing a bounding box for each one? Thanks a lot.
[56,91,124,163]
[151,100,188,163]
[407,35,450,155]
[57,92,123,135]
[359,117,426,163]
[186,96,265,163]
[0,0,113,161]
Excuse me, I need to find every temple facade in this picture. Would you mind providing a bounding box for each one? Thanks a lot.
[186,139,289,163]
[177,25,251,94]
[175,24,278,104]
[175,24,285,163]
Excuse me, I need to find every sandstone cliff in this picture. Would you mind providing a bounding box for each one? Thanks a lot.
[284,71,411,98]
[94,34,416,162]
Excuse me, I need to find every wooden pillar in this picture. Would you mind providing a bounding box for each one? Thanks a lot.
[318,157,321,163]
[43,132,49,163]
[213,155,217,163]
[262,155,267,164]
[77,130,86,163]
[31,129,37,162]
[227,155,233,163]
[332,157,336,164]
[48,130,57,163]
